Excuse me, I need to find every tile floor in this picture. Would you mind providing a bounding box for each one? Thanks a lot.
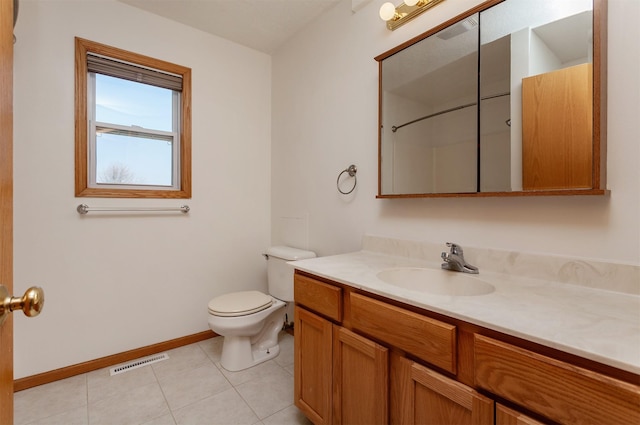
[14,332,312,425]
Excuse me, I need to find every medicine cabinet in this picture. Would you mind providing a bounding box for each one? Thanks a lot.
[376,0,607,198]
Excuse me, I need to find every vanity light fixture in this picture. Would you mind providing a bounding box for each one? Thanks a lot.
[379,0,446,30]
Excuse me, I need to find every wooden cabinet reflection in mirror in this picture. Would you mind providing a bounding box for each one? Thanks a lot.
[522,64,593,190]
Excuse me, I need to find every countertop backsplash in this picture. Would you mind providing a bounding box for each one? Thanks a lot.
[362,235,640,296]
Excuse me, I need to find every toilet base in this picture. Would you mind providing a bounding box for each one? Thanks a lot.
[220,335,282,372]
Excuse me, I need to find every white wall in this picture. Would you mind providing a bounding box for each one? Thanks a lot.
[272,0,640,263]
[13,0,272,378]
[12,0,639,380]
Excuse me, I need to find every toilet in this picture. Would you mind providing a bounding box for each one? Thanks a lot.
[207,246,316,371]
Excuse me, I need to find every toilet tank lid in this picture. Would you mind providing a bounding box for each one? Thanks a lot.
[265,246,316,261]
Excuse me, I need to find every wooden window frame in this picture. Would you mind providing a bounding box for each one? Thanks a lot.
[75,37,192,198]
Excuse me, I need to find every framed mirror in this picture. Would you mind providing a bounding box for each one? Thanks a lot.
[376,0,607,198]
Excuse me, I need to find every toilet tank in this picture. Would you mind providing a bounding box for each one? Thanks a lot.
[266,246,316,302]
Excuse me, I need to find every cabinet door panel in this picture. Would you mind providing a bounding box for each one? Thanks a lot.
[294,306,333,425]
[394,355,493,425]
[415,384,473,425]
[333,326,389,425]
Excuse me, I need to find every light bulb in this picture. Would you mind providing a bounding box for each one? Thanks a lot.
[379,2,397,21]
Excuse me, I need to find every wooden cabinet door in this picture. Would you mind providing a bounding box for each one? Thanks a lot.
[333,326,389,424]
[496,404,545,425]
[522,63,593,190]
[392,354,493,425]
[294,306,333,425]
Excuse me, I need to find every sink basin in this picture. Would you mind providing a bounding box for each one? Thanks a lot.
[376,267,495,296]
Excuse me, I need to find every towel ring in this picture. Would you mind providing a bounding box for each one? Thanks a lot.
[337,164,357,195]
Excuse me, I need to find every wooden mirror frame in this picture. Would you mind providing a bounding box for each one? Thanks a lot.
[375,0,607,198]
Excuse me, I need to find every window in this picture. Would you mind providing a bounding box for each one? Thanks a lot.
[75,37,191,198]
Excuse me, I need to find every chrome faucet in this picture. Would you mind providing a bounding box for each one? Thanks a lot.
[441,242,479,274]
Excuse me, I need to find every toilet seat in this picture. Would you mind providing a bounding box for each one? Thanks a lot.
[208,291,273,317]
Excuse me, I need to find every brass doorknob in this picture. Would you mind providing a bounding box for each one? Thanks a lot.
[0,285,45,326]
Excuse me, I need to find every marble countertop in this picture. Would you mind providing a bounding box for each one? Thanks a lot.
[291,250,640,375]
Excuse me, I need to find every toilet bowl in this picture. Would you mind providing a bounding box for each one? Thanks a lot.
[207,246,316,371]
[208,291,286,371]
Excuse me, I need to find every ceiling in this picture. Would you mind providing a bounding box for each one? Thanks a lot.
[118,0,344,54]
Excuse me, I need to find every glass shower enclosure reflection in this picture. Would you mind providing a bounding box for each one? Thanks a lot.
[380,14,479,195]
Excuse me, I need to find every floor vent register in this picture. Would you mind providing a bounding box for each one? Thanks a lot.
[109,352,170,376]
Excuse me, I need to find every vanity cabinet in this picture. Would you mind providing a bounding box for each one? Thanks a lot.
[294,272,486,425]
[294,275,388,424]
[293,270,640,425]
[349,291,491,424]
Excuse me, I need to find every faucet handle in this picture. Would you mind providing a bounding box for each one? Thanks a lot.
[446,242,463,256]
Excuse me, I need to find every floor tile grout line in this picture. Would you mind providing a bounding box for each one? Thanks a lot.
[230,358,294,422]
[150,341,237,422]
[16,373,90,425]
[263,403,299,423]
[84,373,90,425]
[196,338,294,423]
[231,386,263,422]
[150,359,178,425]
[163,342,253,419]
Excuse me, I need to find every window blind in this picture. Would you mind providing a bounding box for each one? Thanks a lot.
[87,54,182,92]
